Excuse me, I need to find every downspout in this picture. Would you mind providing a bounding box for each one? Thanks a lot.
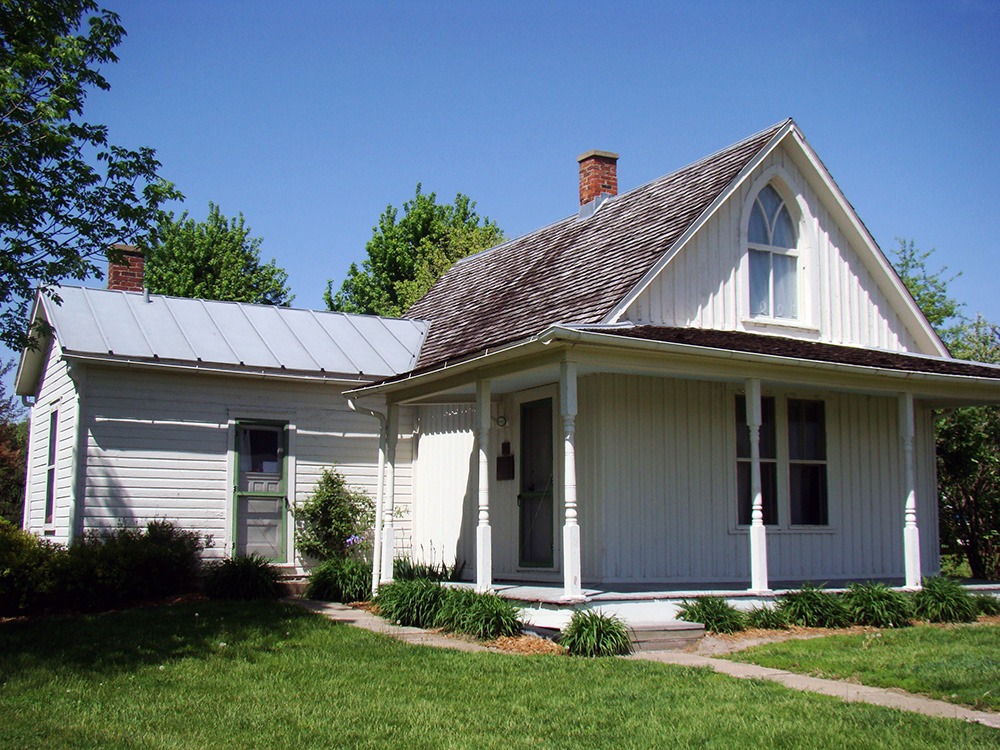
[348,398,387,596]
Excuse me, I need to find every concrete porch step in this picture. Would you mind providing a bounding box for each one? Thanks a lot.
[629,622,706,652]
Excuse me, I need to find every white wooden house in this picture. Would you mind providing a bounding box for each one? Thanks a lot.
[16,280,426,566]
[17,119,1000,595]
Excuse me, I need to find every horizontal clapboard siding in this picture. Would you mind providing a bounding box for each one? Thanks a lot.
[625,144,925,354]
[79,365,413,562]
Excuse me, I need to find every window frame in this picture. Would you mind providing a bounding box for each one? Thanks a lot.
[733,392,832,532]
[747,183,800,321]
[44,407,58,526]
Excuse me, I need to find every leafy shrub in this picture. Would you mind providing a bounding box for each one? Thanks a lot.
[677,597,746,634]
[973,592,1000,616]
[306,557,372,603]
[843,582,913,628]
[393,556,465,582]
[560,610,633,657]
[453,591,522,640]
[295,468,374,561]
[376,578,448,628]
[745,604,788,630]
[0,519,60,615]
[203,554,280,600]
[777,583,850,628]
[912,576,977,623]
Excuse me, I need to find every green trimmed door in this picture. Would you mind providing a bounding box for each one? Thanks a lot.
[234,423,287,561]
[519,398,554,567]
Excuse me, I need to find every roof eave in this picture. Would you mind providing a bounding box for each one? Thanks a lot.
[60,351,383,386]
[349,324,1000,402]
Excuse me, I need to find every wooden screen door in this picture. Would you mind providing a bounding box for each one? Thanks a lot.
[234,423,286,561]
[519,398,554,567]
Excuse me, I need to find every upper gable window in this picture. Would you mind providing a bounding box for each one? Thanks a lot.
[748,184,798,319]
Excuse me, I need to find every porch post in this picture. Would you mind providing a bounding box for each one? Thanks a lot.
[369,416,387,595]
[900,392,922,589]
[561,361,584,601]
[380,402,399,585]
[475,379,493,593]
[747,378,770,593]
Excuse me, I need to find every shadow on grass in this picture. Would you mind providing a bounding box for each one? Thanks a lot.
[0,599,330,679]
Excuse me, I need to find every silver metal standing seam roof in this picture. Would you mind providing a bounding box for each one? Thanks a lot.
[15,286,429,394]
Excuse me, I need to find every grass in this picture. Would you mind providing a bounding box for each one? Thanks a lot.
[726,623,1000,711]
[1,601,998,748]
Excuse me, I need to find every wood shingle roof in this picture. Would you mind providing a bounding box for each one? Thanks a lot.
[407,120,787,368]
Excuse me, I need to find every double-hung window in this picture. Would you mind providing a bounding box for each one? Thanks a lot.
[735,395,828,527]
[748,184,798,319]
[44,409,58,525]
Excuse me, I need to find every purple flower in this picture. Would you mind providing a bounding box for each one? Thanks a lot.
[345,534,362,548]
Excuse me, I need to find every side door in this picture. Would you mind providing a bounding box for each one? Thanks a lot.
[234,422,287,561]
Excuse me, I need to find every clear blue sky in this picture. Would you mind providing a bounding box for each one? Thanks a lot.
[20,2,1000,341]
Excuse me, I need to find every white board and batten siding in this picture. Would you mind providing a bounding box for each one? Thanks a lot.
[410,374,938,587]
[624,144,929,355]
[576,374,938,584]
[76,364,414,564]
[23,340,81,541]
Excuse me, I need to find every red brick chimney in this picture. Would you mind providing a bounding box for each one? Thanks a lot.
[107,244,145,292]
[577,149,619,205]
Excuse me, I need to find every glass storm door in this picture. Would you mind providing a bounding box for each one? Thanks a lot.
[519,398,554,567]
[234,423,286,561]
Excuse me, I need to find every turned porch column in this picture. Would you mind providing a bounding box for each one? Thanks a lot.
[747,378,770,593]
[380,402,399,585]
[476,379,493,593]
[561,362,583,601]
[900,392,922,589]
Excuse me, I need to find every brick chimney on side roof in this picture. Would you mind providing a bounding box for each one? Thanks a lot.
[577,149,619,206]
[107,244,145,292]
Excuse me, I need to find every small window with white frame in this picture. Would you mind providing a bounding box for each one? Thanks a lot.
[748,183,798,319]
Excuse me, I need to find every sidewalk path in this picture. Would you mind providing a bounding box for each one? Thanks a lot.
[633,650,1000,729]
[296,598,1000,730]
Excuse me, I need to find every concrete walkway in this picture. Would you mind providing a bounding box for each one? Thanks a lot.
[635,650,1000,729]
[296,599,1000,730]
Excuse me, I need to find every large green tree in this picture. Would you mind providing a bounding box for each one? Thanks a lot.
[0,359,25,525]
[890,239,1000,579]
[0,0,178,349]
[326,185,503,317]
[143,203,292,306]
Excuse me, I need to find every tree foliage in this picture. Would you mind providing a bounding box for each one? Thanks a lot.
[326,185,503,317]
[0,0,179,349]
[889,238,965,346]
[294,468,374,561]
[0,359,25,525]
[143,203,292,305]
[891,240,1000,579]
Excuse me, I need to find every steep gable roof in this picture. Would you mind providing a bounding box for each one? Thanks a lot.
[407,121,787,368]
[15,286,428,394]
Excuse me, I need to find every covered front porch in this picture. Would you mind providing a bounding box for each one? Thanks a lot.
[348,325,1000,602]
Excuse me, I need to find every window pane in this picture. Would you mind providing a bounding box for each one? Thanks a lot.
[735,396,749,457]
[772,253,797,318]
[749,249,771,317]
[790,464,828,525]
[748,202,769,244]
[758,185,783,227]
[239,427,282,476]
[788,400,826,460]
[737,460,778,525]
[772,206,796,248]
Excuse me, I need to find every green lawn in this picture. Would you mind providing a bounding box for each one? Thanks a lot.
[726,624,1000,711]
[1,601,997,749]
